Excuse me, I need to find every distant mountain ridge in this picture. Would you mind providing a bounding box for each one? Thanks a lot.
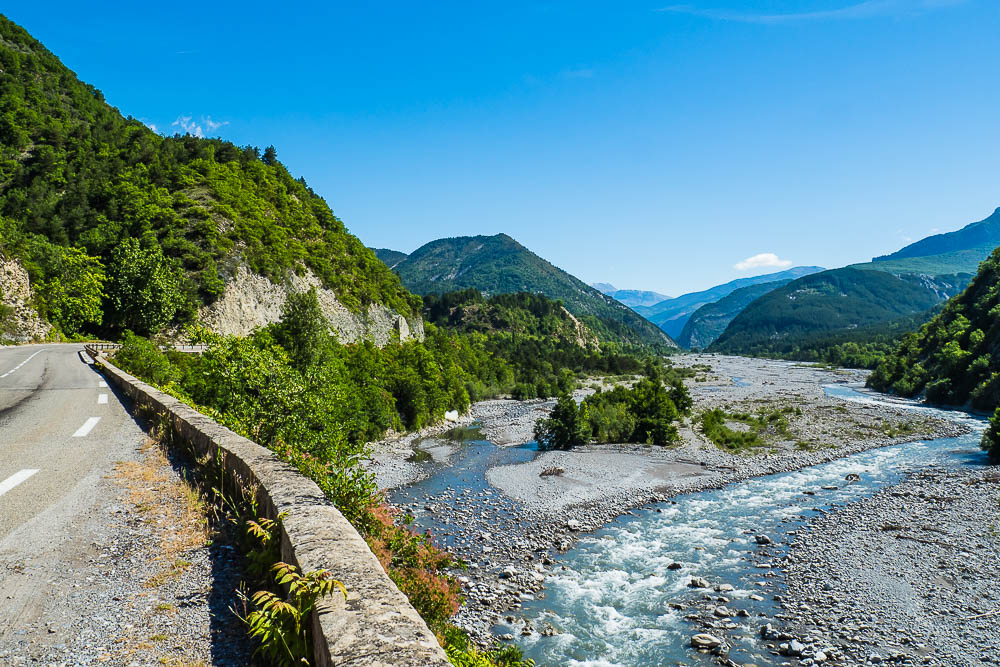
[710,268,965,356]
[677,279,793,349]
[373,248,409,269]
[590,283,672,308]
[635,266,826,339]
[873,207,1000,263]
[380,234,675,348]
[710,206,1000,357]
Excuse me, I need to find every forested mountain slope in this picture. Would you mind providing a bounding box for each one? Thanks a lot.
[710,268,964,356]
[868,247,1000,461]
[387,234,674,348]
[0,15,419,340]
[677,279,792,349]
[634,266,824,339]
[869,247,1000,411]
[708,208,1000,358]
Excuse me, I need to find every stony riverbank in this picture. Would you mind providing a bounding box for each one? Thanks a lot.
[367,355,973,647]
[777,464,1000,665]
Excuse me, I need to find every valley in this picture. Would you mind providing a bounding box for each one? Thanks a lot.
[366,355,984,664]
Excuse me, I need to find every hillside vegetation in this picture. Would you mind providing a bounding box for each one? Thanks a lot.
[677,279,792,349]
[0,15,418,338]
[869,247,1000,461]
[384,234,674,348]
[710,268,963,357]
[635,266,825,339]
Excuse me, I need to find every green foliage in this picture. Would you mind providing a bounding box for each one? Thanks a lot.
[0,16,418,336]
[869,246,1000,413]
[275,288,330,370]
[105,238,183,335]
[32,245,104,335]
[711,267,964,362]
[535,377,690,449]
[982,407,1000,462]
[114,331,178,386]
[677,279,792,349]
[534,395,589,450]
[389,234,673,348]
[443,626,534,667]
[698,406,799,451]
[242,562,346,667]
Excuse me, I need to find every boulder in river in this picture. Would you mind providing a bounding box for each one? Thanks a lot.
[690,633,723,649]
[689,576,711,588]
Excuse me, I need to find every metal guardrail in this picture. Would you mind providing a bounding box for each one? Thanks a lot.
[86,342,208,354]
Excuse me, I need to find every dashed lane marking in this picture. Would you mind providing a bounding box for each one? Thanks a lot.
[98,381,107,388]
[72,417,101,437]
[0,350,44,379]
[98,394,108,405]
[0,469,39,498]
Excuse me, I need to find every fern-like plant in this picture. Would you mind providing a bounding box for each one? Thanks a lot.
[240,562,346,666]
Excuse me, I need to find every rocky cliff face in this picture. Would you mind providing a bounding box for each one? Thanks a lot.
[199,266,424,346]
[0,258,51,342]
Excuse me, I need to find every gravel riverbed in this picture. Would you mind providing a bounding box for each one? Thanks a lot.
[367,355,973,648]
[779,465,1000,666]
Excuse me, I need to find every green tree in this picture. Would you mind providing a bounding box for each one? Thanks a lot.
[36,246,105,335]
[533,394,587,450]
[275,288,330,371]
[105,238,182,335]
[982,406,1000,463]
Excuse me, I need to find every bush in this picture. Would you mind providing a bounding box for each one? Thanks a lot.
[982,406,1000,463]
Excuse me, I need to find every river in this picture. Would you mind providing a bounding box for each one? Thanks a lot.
[389,384,988,666]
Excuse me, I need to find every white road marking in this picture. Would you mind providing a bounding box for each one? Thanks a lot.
[0,350,44,379]
[0,469,39,497]
[98,381,108,388]
[98,394,108,405]
[72,417,101,437]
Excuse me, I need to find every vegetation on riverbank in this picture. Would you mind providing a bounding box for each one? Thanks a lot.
[114,287,666,663]
[533,364,692,449]
[698,406,801,452]
[868,247,1000,460]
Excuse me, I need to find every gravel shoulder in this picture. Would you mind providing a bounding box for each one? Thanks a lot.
[0,433,252,666]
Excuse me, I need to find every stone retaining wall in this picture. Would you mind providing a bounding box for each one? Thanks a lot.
[86,347,450,667]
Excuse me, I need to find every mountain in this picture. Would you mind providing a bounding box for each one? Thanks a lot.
[635,266,825,339]
[590,284,672,309]
[386,234,675,347]
[708,207,1000,358]
[372,248,409,269]
[873,207,1000,264]
[710,268,967,356]
[0,15,420,342]
[422,289,599,348]
[677,279,793,349]
[868,245,1000,413]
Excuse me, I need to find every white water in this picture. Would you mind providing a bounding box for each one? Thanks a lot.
[512,386,988,666]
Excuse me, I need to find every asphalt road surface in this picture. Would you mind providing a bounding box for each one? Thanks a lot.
[0,344,147,652]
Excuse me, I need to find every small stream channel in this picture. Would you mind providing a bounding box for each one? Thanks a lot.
[389,385,988,666]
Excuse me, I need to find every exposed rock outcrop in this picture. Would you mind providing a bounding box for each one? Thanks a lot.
[199,266,424,346]
[0,257,51,342]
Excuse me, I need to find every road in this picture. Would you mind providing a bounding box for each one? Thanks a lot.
[0,344,147,654]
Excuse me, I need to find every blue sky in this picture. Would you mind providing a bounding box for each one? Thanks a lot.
[5,1,999,295]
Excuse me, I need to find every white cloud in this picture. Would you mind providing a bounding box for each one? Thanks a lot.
[171,115,230,138]
[656,0,967,24]
[734,253,793,271]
